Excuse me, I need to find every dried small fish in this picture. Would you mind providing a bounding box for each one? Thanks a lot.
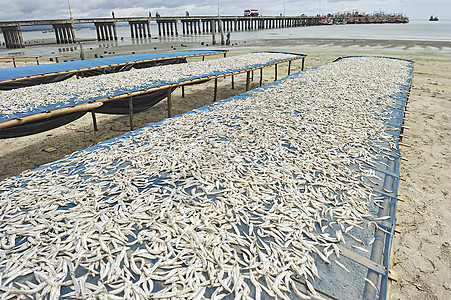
[363,277,378,292]
[0,56,411,298]
[0,53,298,117]
[334,260,350,273]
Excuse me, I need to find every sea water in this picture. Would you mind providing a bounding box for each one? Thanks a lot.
[0,19,450,57]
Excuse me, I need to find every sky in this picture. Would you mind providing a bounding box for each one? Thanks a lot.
[0,0,449,22]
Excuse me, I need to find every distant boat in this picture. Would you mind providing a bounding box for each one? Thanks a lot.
[429,16,439,21]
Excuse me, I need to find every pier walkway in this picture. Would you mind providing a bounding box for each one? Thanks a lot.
[0,15,320,49]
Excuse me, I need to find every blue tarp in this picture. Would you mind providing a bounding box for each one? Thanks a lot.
[0,50,225,83]
[0,56,412,299]
[0,52,304,124]
[177,56,412,299]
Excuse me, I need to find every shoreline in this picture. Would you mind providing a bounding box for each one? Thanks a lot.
[0,38,449,300]
[3,36,451,49]
[1,37,450,68]
[3,35,451,50]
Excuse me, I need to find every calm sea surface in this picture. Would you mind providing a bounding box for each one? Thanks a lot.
[1,19,450,56]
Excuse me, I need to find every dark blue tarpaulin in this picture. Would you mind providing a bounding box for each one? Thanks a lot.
[0,52,303,125]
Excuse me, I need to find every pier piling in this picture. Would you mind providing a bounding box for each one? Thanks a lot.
[52,23,75,44]
[1,25,25,49]
[95,22,116,41]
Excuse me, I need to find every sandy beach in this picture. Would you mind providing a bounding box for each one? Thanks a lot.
[0,37,450,299]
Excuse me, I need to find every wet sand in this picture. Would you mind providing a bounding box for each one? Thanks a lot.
[0,38,450,299]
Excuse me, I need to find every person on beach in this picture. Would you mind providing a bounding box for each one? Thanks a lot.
[226,32,231,45]
[112,11,115,18]
[186,11,189,17]
[149,12,151,17]
[156,12,160,17]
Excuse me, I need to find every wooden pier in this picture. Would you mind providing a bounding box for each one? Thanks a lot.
[0,16,320,49]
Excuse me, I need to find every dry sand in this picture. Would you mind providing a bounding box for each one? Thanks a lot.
[0,38,450,299]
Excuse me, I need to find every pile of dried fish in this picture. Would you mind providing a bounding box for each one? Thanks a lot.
[0,57,411,299]
[0,52,297,117]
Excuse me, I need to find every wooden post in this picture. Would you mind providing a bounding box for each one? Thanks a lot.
[16,26,24,48]
[143,23,148,38]
[91,111,98,131]
[54,26,61,43]
[107,24,113,40]
[274,64,278,81]
[231,75,234,89]
[302,57,305,71]
[131,23,135,38]
[251,70,254,81]
[246,71,250,91]
[62,26,68,43]
[8,28,19,47]
[129,97,134,131]
[162,22,167,36]
[182,86,185,98]
[260,68,263,87]
[214,78,218,102]
[167,89,172,118]
[288,60,291,75]
[219,20,225,45]
[79,43,85,60]
[211,20,216,45]
[70,23,76,43]
[99,25,105,41]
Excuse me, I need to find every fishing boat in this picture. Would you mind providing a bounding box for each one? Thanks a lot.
[429,16,439,21]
